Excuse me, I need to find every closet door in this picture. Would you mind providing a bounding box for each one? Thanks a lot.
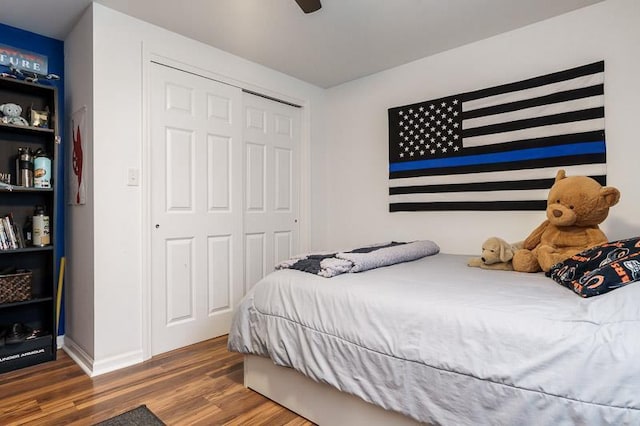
[149,63,243,355]
[243,93,301,291]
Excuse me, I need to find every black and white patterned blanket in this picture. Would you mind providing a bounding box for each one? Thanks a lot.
[276,240,440,277]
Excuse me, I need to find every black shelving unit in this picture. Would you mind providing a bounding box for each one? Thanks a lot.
[0,77,58,373]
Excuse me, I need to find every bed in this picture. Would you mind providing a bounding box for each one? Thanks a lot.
[227,251,640,425]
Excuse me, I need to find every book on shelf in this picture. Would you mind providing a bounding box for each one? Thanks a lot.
[3,216,17,249]
[0,220,7,250]
[0,214,24,250]
[14,221,25,248]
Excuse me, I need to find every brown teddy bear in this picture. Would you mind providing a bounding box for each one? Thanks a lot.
[468,237,522,271]
[512,169,620,273]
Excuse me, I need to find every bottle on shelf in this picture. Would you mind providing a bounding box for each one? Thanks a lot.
[33,149,51,189]
[16,147,34,187]
[32,205,50,246]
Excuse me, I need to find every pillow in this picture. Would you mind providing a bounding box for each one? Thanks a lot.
[546,236,640,297]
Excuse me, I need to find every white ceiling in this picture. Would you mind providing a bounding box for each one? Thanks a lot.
[1,0,603,88]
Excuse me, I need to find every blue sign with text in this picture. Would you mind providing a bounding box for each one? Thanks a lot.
[0,43,48,75]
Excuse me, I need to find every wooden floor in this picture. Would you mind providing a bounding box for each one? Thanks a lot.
[0,335,314,425]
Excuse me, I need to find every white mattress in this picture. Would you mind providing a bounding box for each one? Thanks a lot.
[228,253,640,425]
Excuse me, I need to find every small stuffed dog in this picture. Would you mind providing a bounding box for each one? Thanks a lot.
[468,237,522,271]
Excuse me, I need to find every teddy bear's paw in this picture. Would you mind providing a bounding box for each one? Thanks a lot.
[512,249,541,273]
[538,252,570,272]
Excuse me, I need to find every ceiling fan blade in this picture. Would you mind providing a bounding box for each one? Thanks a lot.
[295,0,322,14]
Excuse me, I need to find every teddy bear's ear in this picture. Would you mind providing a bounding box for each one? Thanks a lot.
[601,186,620,207]
[555,169,566,182]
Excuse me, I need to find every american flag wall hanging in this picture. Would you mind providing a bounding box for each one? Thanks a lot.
[388,61,605,212]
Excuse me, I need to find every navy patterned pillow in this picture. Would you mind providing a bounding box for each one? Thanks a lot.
[547,236,640,297]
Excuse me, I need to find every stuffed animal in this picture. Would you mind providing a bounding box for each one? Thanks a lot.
[512,169,620,273]
[468,237,522,271]
[0,103,29,126]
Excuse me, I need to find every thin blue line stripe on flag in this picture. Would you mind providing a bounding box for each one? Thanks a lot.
[388,61,606,211]
[389,141,605,172]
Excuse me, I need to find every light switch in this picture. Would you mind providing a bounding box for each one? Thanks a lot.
[127,168,140,186]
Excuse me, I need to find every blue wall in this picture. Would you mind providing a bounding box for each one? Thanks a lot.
[0,23,65,336]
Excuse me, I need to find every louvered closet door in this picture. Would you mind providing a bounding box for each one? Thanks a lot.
[243,93,301,292]
[149,63,243,355]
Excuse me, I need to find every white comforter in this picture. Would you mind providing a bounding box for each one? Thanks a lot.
[228,253,640,425]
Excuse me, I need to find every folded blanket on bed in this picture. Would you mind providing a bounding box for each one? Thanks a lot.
[276,240,440,277]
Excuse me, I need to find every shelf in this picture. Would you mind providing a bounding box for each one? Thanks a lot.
[0,297,53,310]
[0,185,54,193]
[0,122,54,135]
[0,334,53,357]
[0,334,54,374]
[0,74,58,373]
[0,76,57,99]
[0,246,53,255]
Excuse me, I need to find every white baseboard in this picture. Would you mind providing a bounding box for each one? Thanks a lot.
[62,336,94,376]
[63,336,143,377]
[57,334,64,349]
[91,349,143,376]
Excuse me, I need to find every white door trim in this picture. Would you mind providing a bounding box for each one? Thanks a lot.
[140,48,312,361]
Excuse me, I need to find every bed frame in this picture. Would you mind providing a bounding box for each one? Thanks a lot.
[244,355,422,425]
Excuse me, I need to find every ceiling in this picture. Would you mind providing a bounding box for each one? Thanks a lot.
[0,0,603,88]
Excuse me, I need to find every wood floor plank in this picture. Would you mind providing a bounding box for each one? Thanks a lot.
[0,335,314,425]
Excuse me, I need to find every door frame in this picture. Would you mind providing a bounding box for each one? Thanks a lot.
[140,50,312,360]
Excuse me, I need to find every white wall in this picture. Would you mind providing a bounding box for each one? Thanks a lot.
[320,0,640,254]
[65,2,325,374]
[63,7,95,365]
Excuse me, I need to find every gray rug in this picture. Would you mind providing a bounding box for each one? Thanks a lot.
[95,405,165,426]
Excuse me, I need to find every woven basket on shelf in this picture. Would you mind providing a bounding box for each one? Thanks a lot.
[0,270,32,303]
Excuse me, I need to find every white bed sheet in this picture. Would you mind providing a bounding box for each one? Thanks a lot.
[228,253,640,425]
